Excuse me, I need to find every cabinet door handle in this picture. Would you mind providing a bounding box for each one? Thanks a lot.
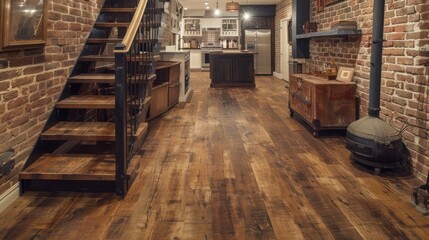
[292,92,311,105]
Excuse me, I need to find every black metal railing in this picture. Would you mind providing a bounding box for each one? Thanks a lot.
[113,0,161,195]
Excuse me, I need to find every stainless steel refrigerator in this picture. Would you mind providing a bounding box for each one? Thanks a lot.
[245,29,272,75]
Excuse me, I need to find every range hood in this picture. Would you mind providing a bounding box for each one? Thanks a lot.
[183,9,239,18]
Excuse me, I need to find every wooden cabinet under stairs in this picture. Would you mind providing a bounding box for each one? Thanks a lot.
[20,0,166,196]
[148,61,181,119]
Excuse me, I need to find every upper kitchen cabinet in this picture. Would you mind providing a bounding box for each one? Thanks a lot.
[221,18,239,37]
[183,18,201,36]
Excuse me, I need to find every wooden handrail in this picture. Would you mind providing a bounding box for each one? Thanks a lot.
[114,0,149,53]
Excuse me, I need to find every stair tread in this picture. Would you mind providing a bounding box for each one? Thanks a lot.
[94,22,160,28]
[57,95,115,109]
[41,122,116,141]
[99,7,164,14]
[101,7,136,13]
[67,73,156,84]
[68,74,115,84]
[87,38,159,44]
[87,38,122,43]
[79,55,116,62]
[20,154,115,181]
[79,54,160,62]
[94,22,130,28]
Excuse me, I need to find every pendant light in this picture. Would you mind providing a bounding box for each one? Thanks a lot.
[226,1,240,12]
[243,0,250,20]
[214,1,220,16]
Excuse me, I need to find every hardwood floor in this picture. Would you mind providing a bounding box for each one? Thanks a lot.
[1,72,428,239]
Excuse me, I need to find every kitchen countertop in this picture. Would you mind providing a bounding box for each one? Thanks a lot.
[209,51,258,55]
[160,50,191,54]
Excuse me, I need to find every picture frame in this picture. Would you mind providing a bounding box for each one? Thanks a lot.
[336,66,355,82]
[0,0,48,51]
[325,0,343,6]
[318,0,343,12]
[317,0,325,13]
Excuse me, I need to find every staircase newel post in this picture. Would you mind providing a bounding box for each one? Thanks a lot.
[115,43,127,196]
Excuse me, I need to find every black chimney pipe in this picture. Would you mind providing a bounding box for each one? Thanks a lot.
[346,0,403,173]
[368,0,385,117]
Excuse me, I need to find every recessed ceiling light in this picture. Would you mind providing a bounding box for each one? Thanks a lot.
[184,7,188,10]
[205,2,208,5]
[206,6,210,9]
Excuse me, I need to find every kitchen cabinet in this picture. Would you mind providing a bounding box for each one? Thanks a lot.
[221,18,239,37]
[190,50,201,69]
[289,74,356,136]
[149,61,181,119]
[183,18,201,36]
[150,82,169,119]
[160,51,191,102]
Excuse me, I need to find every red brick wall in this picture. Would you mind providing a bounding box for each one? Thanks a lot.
[0,0,103,195]
[276,0,429,181]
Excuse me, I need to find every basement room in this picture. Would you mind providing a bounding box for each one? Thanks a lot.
[0,0,428,238]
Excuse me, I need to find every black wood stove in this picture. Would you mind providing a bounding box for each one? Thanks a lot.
[346,0,403,174]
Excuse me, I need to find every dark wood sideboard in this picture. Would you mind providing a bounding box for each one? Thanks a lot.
[210,52,256,88]
[289,74,356,136]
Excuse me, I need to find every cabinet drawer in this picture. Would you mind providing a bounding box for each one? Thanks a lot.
[290,77,312,121]
[150,83,169,118]
[169,64,180,84]
[168,82,180,107]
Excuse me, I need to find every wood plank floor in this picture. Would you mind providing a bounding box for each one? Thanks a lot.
[1,72,428,239]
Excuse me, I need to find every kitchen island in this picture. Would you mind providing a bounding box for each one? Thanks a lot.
[209,52,256,88]
[160,50,191,102]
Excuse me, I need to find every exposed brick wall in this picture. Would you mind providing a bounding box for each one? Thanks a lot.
[275,1,292,74]
[276,0,429,182]
[0,0,103,195]
[159,0,180,47]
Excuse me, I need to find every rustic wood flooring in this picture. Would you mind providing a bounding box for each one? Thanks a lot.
[1,72,428,239]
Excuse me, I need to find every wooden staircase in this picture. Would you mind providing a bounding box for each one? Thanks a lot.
[20,0,165,196]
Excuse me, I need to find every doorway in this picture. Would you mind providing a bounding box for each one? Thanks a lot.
[280,18,290,81]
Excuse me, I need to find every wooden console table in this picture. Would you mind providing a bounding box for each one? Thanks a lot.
[289,74,356,136]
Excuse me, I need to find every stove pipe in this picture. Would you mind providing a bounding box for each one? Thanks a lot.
[346,0,403,173]
[368,0,385,118]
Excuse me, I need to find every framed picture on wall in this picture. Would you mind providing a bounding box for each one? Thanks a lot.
[318,0,343,12]
[0,0,48,50]
[336,67,355,82]
[324,0,343,7]
[317,0,325,12]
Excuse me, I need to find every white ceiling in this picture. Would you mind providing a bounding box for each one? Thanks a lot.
[178,0,282,11]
